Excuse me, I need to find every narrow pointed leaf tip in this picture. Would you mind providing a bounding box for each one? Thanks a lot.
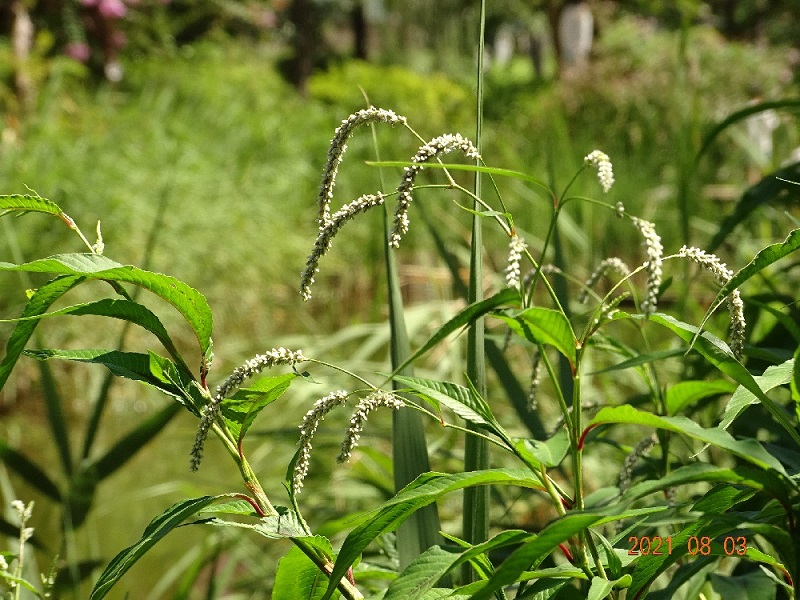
[0,194,63,217]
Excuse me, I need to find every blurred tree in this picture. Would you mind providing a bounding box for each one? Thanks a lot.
[10,0,34,111]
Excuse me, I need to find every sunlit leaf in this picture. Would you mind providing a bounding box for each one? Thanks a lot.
[220,373,296,445]
[383,531,534,600]
[90,495,236,599]
[389,288,520,376]
[0,275,84,390]
[0,254,213,361]
[720,359,793,429]
[274,546,339,600]
[514,428,571,469]
[621,312,800,447]
[0,194,64,218]
[0,298,187,371]
[321,469,542,600]
[393,375,507,440]
[666,379,737,415]
[589,405,785,474]
[24,349,201,414]
[495,307,576,366]
[707,228,800,323]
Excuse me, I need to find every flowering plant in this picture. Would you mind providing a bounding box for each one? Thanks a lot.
[0,102,798,597]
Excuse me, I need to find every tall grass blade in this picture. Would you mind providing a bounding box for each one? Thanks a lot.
[588,405,786,474]
[419,205,546,438]
[463,1,489,579]
[629,312,800,447]
[93,402,182,480]
[705,228,800,328]
[383,205,442,570]
[0,437,61,500]
[708,162,800,251]
[695,99,800,164]
[36,359,74,476]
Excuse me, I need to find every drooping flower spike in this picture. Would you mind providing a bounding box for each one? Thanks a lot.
[301,192,386,301]
[293,390,350,494]
[318,108,407,226]
[578,257,631,304]
[678,246,746,359]
[338,390,404,463]
[631,217,663,316]
[389,133,481,248]
[190,348,307,471]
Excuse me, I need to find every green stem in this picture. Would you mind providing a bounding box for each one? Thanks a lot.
[211,421,277,517]
[292,537,364,600]
[540,348,572,432]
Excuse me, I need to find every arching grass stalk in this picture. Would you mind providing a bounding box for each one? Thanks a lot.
[462,0,489,583]
[361,107,443,569]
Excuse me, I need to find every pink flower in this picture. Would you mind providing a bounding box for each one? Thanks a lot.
[65,42,90,63]
[98,0,127,18]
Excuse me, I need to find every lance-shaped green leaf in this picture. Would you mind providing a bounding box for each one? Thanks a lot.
[24,349,203,414]
[624,312,800,447]
[0,254,213,361]
[200,509,310,540]
[494,307,576,367]
[219,373,296,447]
[0,194,64,218]
[1,298,188,373]
[321,469,542,600]
[793,346,800,421]
[0,572,43,597]
[0,437,61,501]
[591,349,686,375]
[389,288,520,377]
[666,380,737,415]
[385,202,446,570]
[0,275,85,389]
[471,506,663,600]
[90,495,237,599]
[720,359,794,429]
[468,513,604,600]
[587,577,616,600]
[274,545,338,600]
[393,375,509,442]
[620,462,794,508]
[514,428,571,469]
[705,228,800,328]
[628,516,744,598]
[588,405,786,474]
[384,530,535,600]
